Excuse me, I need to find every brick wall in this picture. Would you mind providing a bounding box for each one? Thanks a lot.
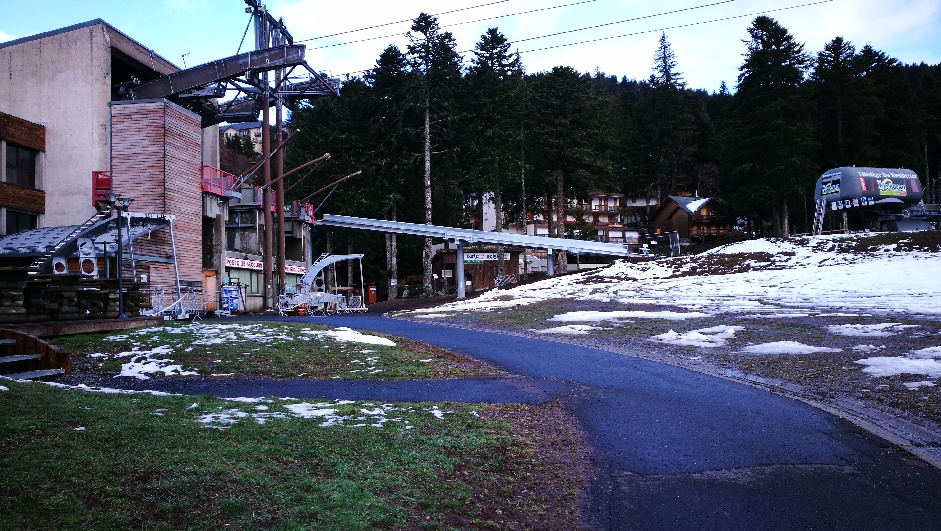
[110,100,203,287]
[0,111,45,151]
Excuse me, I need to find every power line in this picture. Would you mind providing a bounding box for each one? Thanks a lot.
[512,0,739,45]
[298,0,511,43]
[519,0,834,55]
[332,0,833,79]
[306,0,599,51]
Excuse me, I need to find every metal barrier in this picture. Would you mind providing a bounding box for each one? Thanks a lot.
[143,287,212,320]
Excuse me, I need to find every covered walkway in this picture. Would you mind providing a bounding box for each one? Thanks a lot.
[317,214,635,298]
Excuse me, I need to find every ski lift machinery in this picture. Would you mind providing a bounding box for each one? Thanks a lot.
[278,253,367,315]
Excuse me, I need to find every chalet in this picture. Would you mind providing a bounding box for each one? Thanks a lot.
[648,196,732,242]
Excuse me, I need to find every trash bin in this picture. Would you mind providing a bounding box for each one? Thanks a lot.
[366,283,377,305]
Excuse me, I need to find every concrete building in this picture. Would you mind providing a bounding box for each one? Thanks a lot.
[0,19,316,317]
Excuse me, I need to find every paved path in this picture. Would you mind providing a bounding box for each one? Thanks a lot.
[204,314,941,529]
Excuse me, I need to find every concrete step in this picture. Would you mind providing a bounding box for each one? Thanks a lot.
[0,354,41,364]
[4,368,66,380]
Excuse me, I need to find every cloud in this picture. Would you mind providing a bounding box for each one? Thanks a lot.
[0,30,16,43]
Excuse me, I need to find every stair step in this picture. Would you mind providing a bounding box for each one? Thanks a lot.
[0,354,41,364]
[4,369,65,380]
[0,339,16,346]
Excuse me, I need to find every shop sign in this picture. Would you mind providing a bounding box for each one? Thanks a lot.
[464,252,510,264]
[225,257,306,274]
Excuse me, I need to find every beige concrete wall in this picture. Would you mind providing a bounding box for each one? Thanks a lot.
[0,22,113,226]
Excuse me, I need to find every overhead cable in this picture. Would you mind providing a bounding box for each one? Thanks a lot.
[306,0,598,51]
[333,0,832,78]
[519,0,834,55]
[298,0,510,42]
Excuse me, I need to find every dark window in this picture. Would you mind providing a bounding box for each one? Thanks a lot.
[6,209,37,235]
[5,144,37,189]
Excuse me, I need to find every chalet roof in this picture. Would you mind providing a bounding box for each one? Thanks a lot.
[670,196,711,214]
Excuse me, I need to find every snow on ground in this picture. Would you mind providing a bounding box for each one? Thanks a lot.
[741,341,842,355]
[197,398,450,430]
[411,235,941,318]
[828,323,919,337]
[651,326,745,348]
[90,323,396,379]
[533,324,608,335]
[113,345,199,380]
[399,234,941,384]
[549,310,709,322]
[302,327,396,346]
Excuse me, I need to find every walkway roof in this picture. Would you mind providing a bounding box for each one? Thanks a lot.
[318,215,634,257]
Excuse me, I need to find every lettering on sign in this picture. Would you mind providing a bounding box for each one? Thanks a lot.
[225,257,306,274]
[877,178,907,196]
[464,253,511,262]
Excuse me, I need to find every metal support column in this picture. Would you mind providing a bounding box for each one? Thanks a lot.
[455,240,466,299]
[546,248,555,277]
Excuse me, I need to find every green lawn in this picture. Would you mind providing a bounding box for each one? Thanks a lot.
[49,321,503,380]
[1,322,589,530]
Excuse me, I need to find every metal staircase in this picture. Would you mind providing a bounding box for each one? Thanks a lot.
[27,209,113,275]
[812,199,827,235]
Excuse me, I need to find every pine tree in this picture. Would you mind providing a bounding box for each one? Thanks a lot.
[465,28,524,274]
[726,16,815,237]
[406,13,462,296]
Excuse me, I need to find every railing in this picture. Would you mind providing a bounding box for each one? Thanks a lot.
[143,287,210,320]
[92,171,111,207]
[201,165,238,198]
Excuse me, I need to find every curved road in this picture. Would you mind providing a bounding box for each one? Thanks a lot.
[194,314,941,529]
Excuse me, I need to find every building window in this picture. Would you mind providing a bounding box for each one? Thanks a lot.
[6,209,37,235]
[5,143,38,189]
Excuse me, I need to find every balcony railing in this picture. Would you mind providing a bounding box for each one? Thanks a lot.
[201,166,240,198]
[92,170,111,207]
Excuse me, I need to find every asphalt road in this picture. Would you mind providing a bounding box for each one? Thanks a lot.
[204,314,941,530]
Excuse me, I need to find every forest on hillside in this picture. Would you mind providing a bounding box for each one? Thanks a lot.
[227,13,941,291]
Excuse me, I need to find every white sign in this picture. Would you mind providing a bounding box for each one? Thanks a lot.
[225,257,306,274]
[464,253,510,262]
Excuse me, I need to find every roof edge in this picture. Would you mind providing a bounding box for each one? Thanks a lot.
[0,19,107,51]
[0,18,178,72]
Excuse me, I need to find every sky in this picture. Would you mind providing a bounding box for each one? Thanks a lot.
[1,0,939,93]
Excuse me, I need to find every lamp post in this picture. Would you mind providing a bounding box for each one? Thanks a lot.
[107,193,134,319]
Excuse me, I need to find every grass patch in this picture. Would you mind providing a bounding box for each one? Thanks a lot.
[49,321,501,380]
[0,381,590,530]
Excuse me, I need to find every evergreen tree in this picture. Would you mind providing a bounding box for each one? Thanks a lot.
[464,28,524,274]
[366,45,419,298]
[645,33,696,197]
[405,13,463,296]
[725,16,815,237]
[811,37,857,166]
[525,67,612,272]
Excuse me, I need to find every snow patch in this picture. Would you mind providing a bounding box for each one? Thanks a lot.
[742,342,841,355]
[650,326,744,348]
